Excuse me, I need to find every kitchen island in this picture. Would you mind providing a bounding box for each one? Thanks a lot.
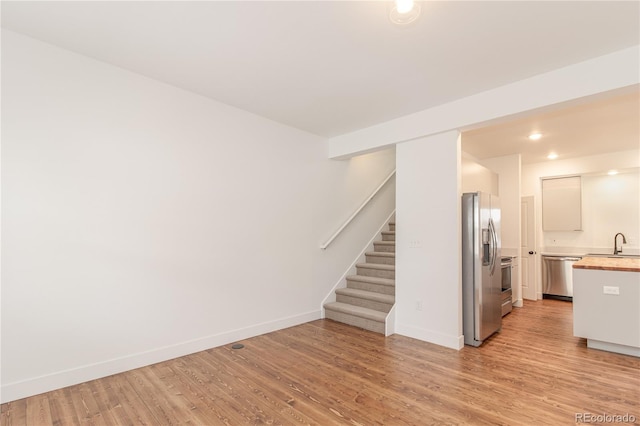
[573,257,640,357]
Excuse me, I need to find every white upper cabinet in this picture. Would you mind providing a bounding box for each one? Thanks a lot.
[461,157,499,196]
[542,176,582,231]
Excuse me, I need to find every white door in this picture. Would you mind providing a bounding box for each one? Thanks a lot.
[521,196,537,300]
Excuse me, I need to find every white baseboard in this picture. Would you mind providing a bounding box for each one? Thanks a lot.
[395,323,464,350]
[513,299,524,308]
[587,339,640,358]
[1,310,321,403]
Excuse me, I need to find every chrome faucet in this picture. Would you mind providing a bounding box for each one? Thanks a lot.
[614,233,627,255]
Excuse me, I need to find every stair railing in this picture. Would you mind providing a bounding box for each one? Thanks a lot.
[320,169,396,250]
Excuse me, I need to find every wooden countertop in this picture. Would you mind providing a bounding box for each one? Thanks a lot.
[573,257,640,273]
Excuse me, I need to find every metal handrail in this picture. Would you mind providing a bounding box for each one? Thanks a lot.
[320,169,396,250]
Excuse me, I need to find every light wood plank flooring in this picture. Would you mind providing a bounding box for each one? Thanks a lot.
[2,299,639,425]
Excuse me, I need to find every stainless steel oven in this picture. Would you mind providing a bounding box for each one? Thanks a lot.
[500,257,513,316]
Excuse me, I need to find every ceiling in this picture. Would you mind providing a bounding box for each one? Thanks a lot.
[462,89,640,164]
[2,1,639,161]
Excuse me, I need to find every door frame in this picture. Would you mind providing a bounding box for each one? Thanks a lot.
[521,195,537,300]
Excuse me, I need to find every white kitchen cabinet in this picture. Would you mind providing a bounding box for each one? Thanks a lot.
[461,157,499,196]
[542,176,582,231]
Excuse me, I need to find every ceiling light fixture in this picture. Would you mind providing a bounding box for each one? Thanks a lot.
[389,0,421,25]
[547,153,558,160]
[528,133,542,141]
[608,170,619,176]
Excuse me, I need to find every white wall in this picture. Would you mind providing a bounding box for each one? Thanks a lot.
[581,172,640,251]
[522,150,640,296]
[522,150,640,251]
[521,150,640,196]
[480,154,522,305]
[395,131,463,350]
[1,30,396,402]
[539,172,640,251]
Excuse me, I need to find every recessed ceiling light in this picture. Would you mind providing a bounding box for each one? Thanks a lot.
[528,133,542,141]
[395,0,415,14]
[389,0,421,25]
[547,153,558,160]
[608,170,618,176]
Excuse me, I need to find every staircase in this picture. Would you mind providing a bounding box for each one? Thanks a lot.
[323,221,395,334]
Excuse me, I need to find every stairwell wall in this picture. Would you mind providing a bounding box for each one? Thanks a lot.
[0,30,396,402]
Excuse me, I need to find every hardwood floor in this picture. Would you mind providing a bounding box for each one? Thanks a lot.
[2,299,639,425]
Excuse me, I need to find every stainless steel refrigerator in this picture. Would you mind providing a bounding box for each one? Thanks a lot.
[462,192,502,347]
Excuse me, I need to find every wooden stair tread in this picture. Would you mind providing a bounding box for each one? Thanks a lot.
[346,275,395,286]
[323,302,387,322]
[365,251,395,257]
[356,263,395,270]
[335,288,395,304]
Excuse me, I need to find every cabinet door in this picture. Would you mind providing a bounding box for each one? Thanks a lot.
[542,176,582,231]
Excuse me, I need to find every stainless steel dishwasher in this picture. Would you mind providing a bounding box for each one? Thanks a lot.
[542,255,582,300]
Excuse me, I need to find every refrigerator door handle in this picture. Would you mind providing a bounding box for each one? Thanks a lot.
[488,218,497,276]
[489,218,495,275]
[493,220,499,275]
[494,229,498,274]
[493,220,497,275]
